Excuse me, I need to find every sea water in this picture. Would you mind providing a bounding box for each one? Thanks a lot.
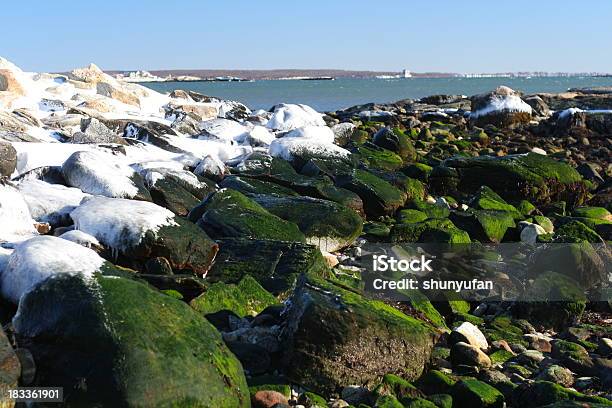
[144,76,612,112]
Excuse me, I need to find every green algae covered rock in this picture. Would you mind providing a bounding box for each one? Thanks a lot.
[426,394,453,408]
[398,209,429,224]
[190,275,278,317]
[572,206,612,221]
[450,210,516,242]
[192,189,306,242]
[357,143,405,171]
[219,175,299,197]
[451,378,505,408]
[406,199,450,219]
[390,219,471,244]
[206,238,329,296]
[250,194,363,252]
[430,153,589,206]
[554,220,603,243]
[375,395,405,408]
[373,373,422,401]
[512,381,612,408]
[14,273,249,407]
[337,169,406,217]
[282,276,436,395]
[417,370,456,395]
[468,185,522,219]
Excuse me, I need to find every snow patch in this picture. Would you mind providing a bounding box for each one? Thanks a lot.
[471,94,532,118]
[0,183,38,243]
[269,137,350,162]
[59,230,101,248]
[281,125,335,144]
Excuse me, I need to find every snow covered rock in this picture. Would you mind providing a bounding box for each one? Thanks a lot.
[71,197,218,274]
[17,179,89,226]
[269,137,350,166]
[331,122,357,145]
[266,104,326,132]
[0,235,104,303]
[470,86,532,127]
[519,221,547,244]
[198,118,249,142]
[281,125,335,144]
[61,150,151,200]
[58,229,101,249]
[194,155,228,180]
[71,117,125,144]
[0,182,38,243]
[239,125,275,146]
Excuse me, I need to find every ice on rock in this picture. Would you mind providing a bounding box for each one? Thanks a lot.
[236,125,275,147]
[59,230,101,248]
[61,150,141,198]
[194,155,227,178]
[470,86,532,119]
[140,167,210,192]
[17,179,89,225]
[70,196,177,254]
[266,104,326,131]
[0,183,38,243]
[0,236,104,304]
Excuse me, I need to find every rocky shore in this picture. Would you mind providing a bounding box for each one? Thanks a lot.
[0,56,610,408]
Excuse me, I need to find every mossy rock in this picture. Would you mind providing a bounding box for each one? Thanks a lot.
[450,312,484,326]
[282,276,436,395]
[300,391,329,408]
[193,189,306,242]
[396,289,449,331]
[248,375,292,399]
[357,143,405,171]
[219,175,298,196]
[416,370,456,395]
[190,275,278,317]
[207,238,328,296]
[337,169,406,218]
[371,172,426,201]
[231,153,363,213]
[515,271,586,330]
[401,397,438,408]
[483,316,527,347]
[397,209,428,224]
[426,394,452,408]
[430,153,588,206]
[364,221,391,238]
[554,220,603,243]
[402,163,433,182]
[251,194,363,252]
[450,209,515,243]
[468,186,522,219]
[374,395,405,408]
[147,175,207,216]
[373,373,422,401]
[512,381,612,408]
[516,200,537,216]
[371,127,417,162]
[489,350,514,365]
[533,215,554,233]
[14,273,249,407]
[572,206,611,221]
[390,219,471,244]
[407,199,450,219]
[451,378,505,408]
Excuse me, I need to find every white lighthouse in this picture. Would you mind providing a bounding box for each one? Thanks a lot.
[402,69,412,78]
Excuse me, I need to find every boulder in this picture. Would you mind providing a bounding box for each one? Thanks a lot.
[266,103,326,131]
[450,342,491,369]
[72,117,125,144]
[205,238,329,295]
[191,189,306,243]
[62,150,151,200]
[0,140,16,177]
[470,86,532,127]
[390,219,471,244]
[250,195,362,252]
[336,169,406,217]
[13,273,249,407]
[71,197,218,274]
[449,321,489,350]
[511,381,611,408]
[430,153,589,206]
[451,379,504,408]
[282,276,436,395]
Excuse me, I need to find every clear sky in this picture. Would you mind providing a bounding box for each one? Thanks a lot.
[2,0,611,73]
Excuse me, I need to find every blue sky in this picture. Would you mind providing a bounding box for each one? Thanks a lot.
[2,0,611,73]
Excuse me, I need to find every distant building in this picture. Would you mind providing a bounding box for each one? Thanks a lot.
[402,69,412,78]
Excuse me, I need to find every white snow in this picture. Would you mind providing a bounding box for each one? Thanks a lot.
[0,183,38,243]
[269,137,350,162]
[236,125,275,146]
[61,150,140,198]
[59,230,101,248]
[198,118,249,141]
[17,179,89,225]
[70,197,177,253]
[194,156,227,178]
[0,235,104,304]
[281,125,335,144]
[471,94,532,118]
[557,108,612,119]
[266,104,326,131]
[359,110,395,120]
[140,167,208,191]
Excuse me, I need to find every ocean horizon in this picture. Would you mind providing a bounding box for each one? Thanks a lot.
[144,75,612,112]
